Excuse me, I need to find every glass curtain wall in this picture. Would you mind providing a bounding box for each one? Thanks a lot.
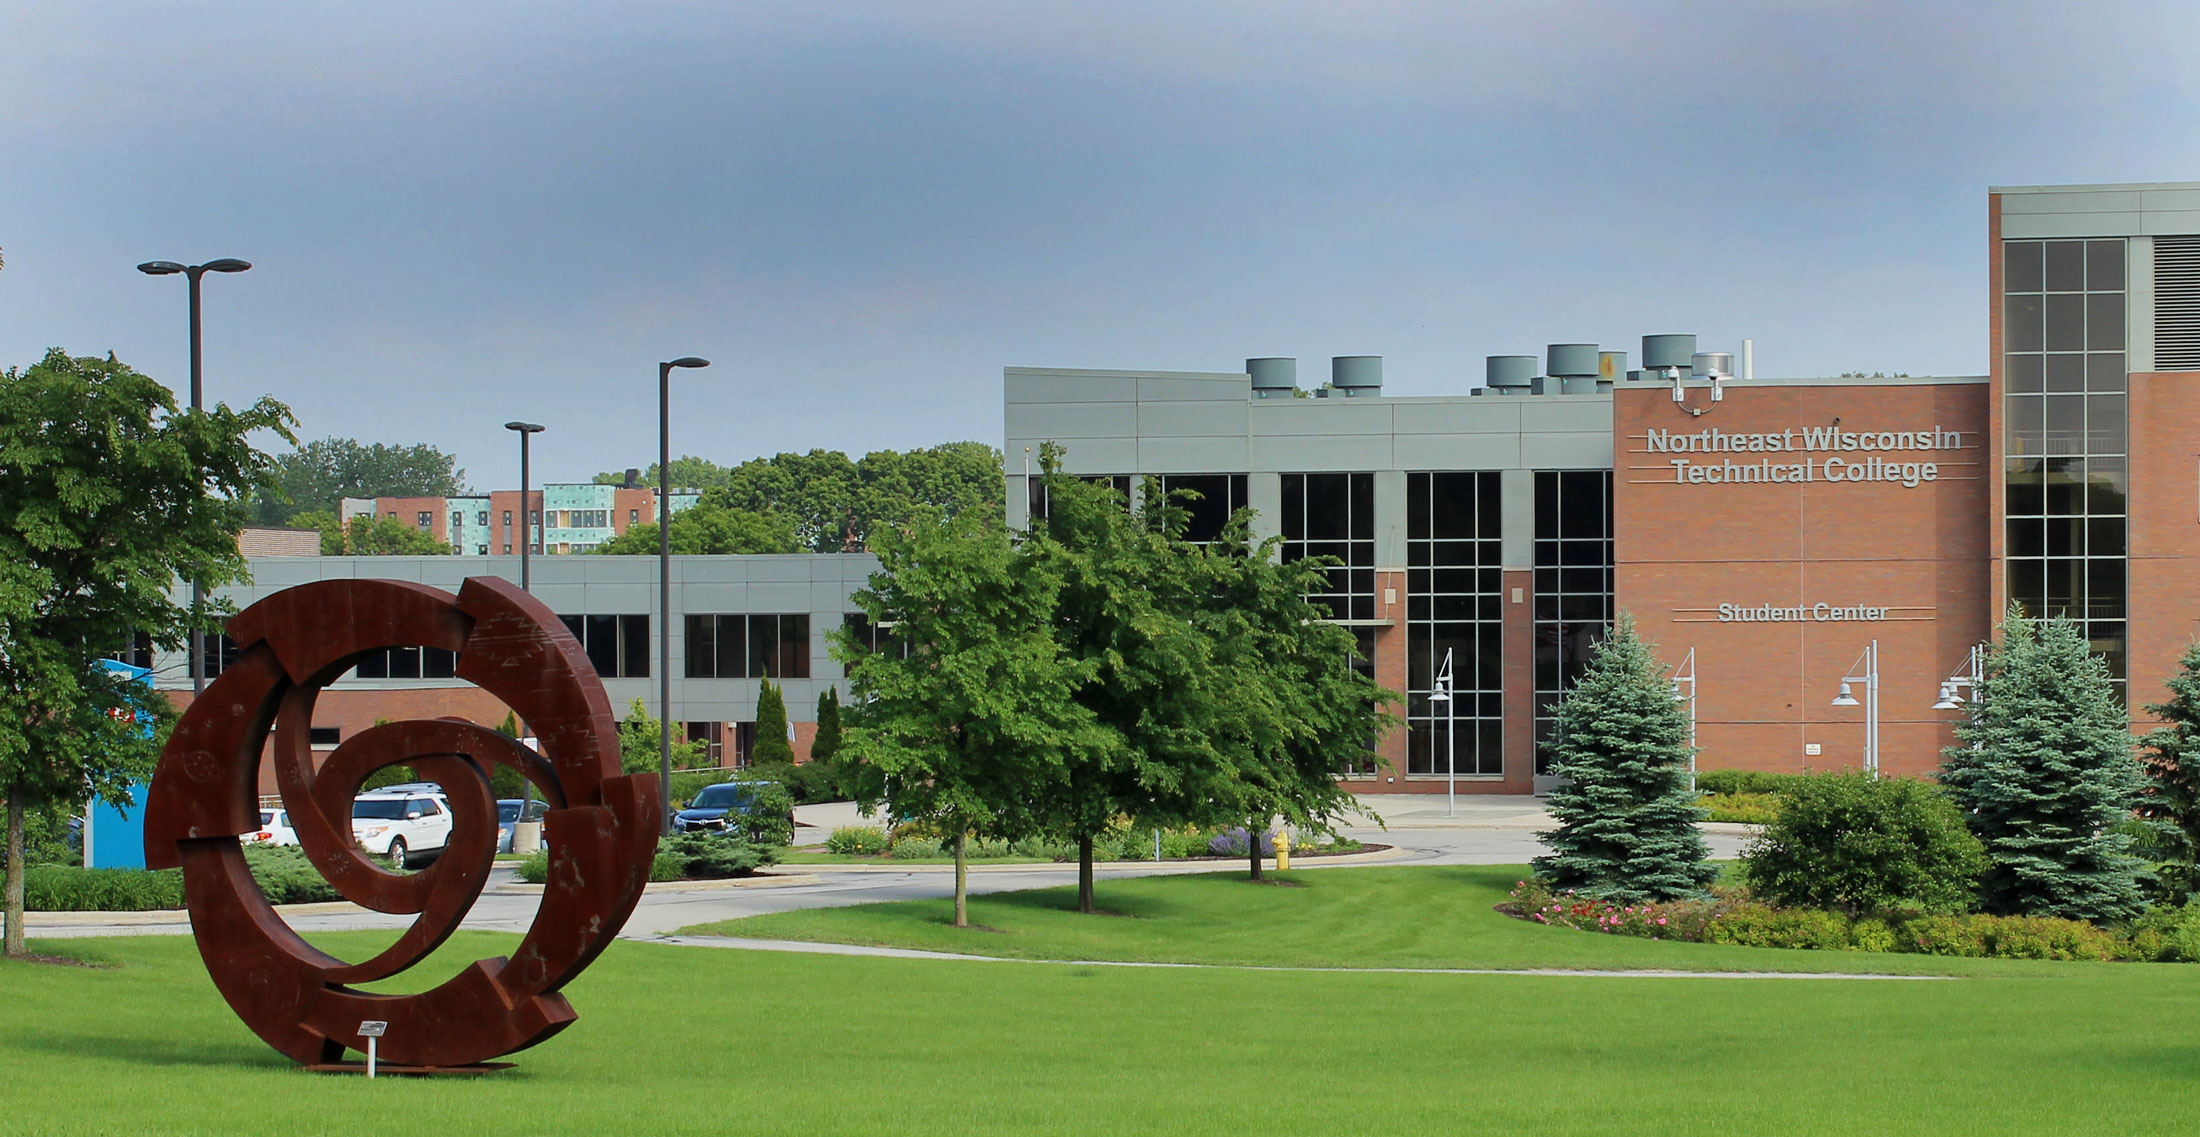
[1280,473,1375,620]
[1156,474,1248,544]
[1533,471,1615,775]
[1404,472,1503,776]
[2004,238,2128,695]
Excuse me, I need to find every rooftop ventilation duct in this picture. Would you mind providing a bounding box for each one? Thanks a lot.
[1547,343,1600,394]
[1691,352,1734,379]
[1485,355,1537,396]
[1598,351,1627,393]
[1643,333,1705,404]
[1331,356,1382,397]
[1247,357,1297,398]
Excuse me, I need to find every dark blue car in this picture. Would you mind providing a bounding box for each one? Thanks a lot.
[672,782,790,834]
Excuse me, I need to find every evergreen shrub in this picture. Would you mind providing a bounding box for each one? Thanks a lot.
[1740,773,1984,915]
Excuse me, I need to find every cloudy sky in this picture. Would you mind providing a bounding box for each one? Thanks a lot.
[5,1,2197,488]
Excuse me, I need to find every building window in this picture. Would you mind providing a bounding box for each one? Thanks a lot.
[1156,474,1249,544]
[199,634,242,679]
[685,614,810,679]
[682,721,723,765]
[503,510,513,527]
[558,614,651,678]
[1533,471,1616,776]
[450,512,463,530]
[2004,237,2127,693]
[1281,473,1376,621]
[530,510,542,526]
[1027,475,1133,521]
[503,543,512,555]
[107,631,154,671]
[1404,472,1503,776]
[308,727,342,747]
[477,511,489,526]
[355,646,459,680]
[416,512,432,529]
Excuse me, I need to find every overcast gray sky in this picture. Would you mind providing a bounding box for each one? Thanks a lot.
[5,1,2198,489]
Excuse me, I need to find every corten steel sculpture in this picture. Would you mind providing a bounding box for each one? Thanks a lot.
[144,576,660,1069]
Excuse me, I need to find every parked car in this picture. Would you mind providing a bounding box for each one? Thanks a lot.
[672,781,791,835]
[244,808,299,848]
[497,798,549,853]
[351,783,453,869]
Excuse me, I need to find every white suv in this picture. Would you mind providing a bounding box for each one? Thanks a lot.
[351,784,454,869]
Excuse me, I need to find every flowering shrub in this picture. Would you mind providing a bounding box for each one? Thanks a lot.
[1504,879,2188,962]
[1502,879,1724,940]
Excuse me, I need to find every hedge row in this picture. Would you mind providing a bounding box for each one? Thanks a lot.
[23,847,341,911]
[515,831,780,884]
[1506,879,2200,962]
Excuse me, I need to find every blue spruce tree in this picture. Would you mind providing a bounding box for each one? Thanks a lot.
[1532,613,1713,901]
[1941,610,2148,920]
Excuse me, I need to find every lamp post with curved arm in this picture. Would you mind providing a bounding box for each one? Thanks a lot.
[658,357,711,834]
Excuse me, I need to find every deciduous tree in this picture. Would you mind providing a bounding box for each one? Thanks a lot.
[0,350,292,956]
[839,508,1101,925]
[254,437,467,524]
[589,501,802,555]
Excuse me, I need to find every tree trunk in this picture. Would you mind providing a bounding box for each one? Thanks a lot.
[953,830,968,928]
[1248,818,1263,883]
[1077,833,1095,914]
[4,789,26,958]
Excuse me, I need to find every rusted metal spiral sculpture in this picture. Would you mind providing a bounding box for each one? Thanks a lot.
[144,577,660,1069]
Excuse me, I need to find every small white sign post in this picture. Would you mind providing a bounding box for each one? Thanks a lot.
[358,1020,388,1078]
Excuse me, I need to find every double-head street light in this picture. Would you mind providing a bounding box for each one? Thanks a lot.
[1933,643,1987,711]
[503,422,545,591]
[1668,647,1699,792]
[138,257,252,698]
[1831,639,1881,778]
[1429,648,1456,816]
[658,357,711,835]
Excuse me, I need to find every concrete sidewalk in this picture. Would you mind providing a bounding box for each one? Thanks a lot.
[798,794,1756,840]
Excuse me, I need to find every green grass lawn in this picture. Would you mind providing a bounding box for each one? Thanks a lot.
[681,864,2078,977]
[6,868,2200,1135]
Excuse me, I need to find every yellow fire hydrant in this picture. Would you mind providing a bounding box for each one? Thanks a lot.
[1274,831,1290,872]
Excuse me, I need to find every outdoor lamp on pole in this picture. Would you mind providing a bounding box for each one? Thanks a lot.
[1932,643,1986,711]
[1668,647,1699,792]
[138,257,252,699]
[1430,648,1456,816]
[658,356,710,835]
[1831,639,1880,778]
[503,422,545,592]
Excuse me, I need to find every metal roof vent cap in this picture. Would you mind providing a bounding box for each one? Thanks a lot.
[1247,357,1297,399]
[1331,356,1382,397]
[1485,355,1537,395]
[1642,334,1697,372]
[1691,352,1734,380]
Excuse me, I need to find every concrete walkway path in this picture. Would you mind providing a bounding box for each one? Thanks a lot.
[653,934,1948,980]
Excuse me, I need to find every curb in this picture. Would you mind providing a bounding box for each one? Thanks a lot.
[775,844,1408,874]
[490,872,823,895]
[24,898,363,928]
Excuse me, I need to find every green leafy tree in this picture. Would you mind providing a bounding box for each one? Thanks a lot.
[589,501,802,555]
[254,436,467,524]
[751,678,796,768]
[489,711,526,801]
[1942,610,2150,920]
[593,456,735,491]
[629,443,1006,554]
[2139,640,2200,900]
[289,509,450,556]
[1532,612,1715,902]
[0,349,292,956]
[1190,514,1397,881]
[617,698,703,778]
[838,508,1101,925]
[1739,773,1986,915]
[1027,455,1223,913]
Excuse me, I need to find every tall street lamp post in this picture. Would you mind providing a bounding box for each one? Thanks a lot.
[138,257,251,698]
[1831,639,1881,778]
[1668,647,1698,792]
[1430,648,1456,816]
[658,357,711,834]
[503,422,545,591]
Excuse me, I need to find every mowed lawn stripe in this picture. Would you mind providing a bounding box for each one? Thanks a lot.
[3,931,2199,1135]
